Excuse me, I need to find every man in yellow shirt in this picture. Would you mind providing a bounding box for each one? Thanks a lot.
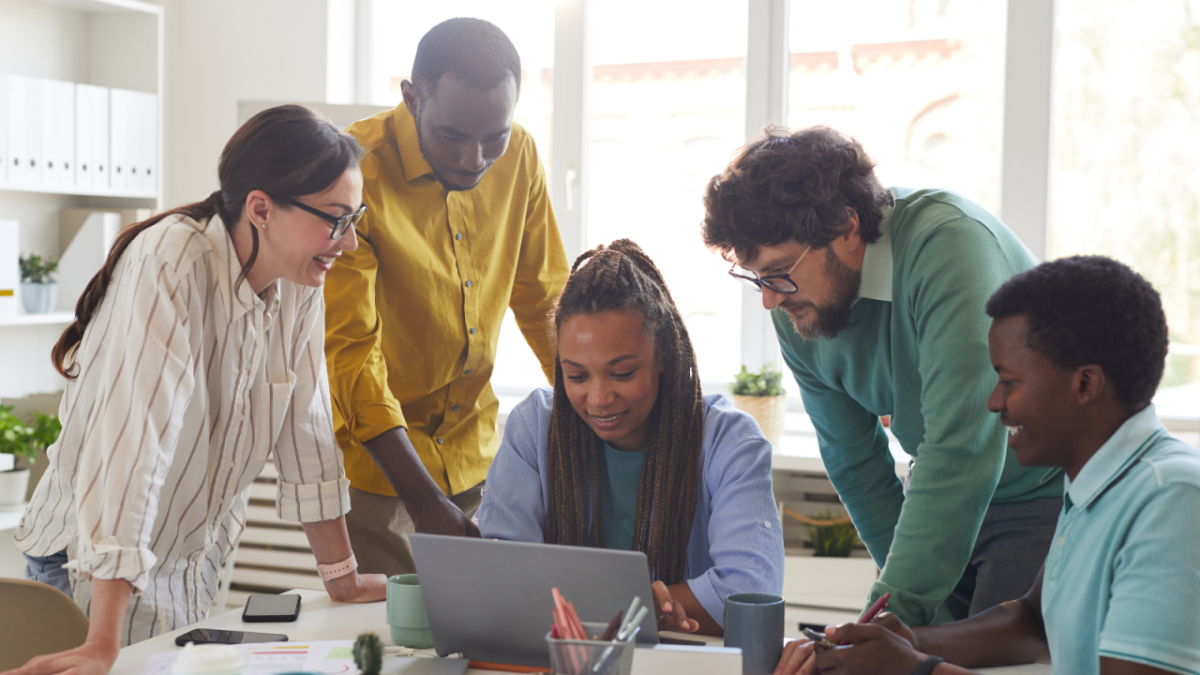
[324,18,569,575]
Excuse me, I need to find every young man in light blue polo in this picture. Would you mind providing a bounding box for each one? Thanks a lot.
[779,255,1200,675]
[702,126,1063,626]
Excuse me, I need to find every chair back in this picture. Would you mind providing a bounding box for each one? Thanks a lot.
[0,577,89,671]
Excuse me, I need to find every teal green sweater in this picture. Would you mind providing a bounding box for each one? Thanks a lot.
[776,188,1063,626]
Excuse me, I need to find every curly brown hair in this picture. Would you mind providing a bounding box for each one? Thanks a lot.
[702,125,888,264]
[544,239,704,585]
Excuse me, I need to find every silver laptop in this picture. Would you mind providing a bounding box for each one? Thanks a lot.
[410,534,659,667]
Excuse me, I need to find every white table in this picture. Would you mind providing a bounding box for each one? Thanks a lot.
[111,590,1048,675]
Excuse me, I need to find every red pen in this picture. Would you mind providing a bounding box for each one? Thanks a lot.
[860,592,891,624]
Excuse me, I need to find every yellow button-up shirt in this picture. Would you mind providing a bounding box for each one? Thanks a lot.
[324,103,568,497]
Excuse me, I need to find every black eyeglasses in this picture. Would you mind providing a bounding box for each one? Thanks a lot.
[727,245,812,294]
[273,195,367,239]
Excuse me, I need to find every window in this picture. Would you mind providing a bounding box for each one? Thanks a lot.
[1049,0,1200,418]
[788,0,1007,213]
[586,0,749,386]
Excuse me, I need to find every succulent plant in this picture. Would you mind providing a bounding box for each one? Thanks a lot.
[353,631,384,675]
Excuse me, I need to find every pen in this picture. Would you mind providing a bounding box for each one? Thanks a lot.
[599,610,624,642]
[859,592,891,624]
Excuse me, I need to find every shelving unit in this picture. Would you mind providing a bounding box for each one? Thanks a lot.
[0,0,164,399]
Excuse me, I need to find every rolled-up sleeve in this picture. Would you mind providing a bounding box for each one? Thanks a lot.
[68,256,196,591]
[274,289,351,522]
[687,403,785,626]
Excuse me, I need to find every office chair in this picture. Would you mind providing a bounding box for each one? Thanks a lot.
[0,577,89,671]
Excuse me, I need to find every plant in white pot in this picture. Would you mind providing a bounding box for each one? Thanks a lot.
[731,363,787,446]
[0,405,61,511]
[19,253,59,314]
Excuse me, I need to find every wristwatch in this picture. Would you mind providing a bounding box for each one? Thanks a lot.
[910,656,945,675]
[317,554,358,581]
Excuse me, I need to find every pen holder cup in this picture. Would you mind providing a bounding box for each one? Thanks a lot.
[545,622,639,675]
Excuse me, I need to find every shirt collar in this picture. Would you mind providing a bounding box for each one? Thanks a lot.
[1065,404,1166,510]
[857,190,895,303]
[393,103,434,183]
[201,214,278,324]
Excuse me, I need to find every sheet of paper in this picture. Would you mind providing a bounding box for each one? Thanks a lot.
[137,640,466,675]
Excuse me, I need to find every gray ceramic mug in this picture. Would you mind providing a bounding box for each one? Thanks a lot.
[724,592,785,675]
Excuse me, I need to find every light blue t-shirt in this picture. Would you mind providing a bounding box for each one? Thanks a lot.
[1042,404,1200,675]
[477,389,784,627]
[600,443,644,552]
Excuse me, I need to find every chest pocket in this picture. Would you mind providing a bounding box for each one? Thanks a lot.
[255,372,297,462]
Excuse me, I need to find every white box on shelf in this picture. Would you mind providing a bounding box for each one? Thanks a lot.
[136,91,157,193]
[0,220,17,318]
[47,79,76,189]
[109,88,139,192]
[7,75,43,186]
[56,211,121,312]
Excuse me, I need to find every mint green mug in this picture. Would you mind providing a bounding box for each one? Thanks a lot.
[386,574,433,649]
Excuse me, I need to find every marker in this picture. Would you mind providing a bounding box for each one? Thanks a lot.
[860,592,891,624]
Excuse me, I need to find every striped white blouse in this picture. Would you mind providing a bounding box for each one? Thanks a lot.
[15,213,350,645]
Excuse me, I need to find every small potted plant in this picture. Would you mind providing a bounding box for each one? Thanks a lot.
[19,253,59,314]
[0,405,61,511]
[731,363,787,445]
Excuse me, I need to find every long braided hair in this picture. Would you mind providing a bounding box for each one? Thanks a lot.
[544,239,705,585]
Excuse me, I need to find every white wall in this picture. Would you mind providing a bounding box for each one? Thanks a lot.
[159,0,330,207]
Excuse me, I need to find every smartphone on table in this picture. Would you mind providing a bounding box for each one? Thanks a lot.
[174,628,287,646]
[242,593,302,622]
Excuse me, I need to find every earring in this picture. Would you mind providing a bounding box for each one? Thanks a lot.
[259,221,267,229]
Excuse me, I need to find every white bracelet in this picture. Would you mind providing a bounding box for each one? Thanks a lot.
[317,554,357,581]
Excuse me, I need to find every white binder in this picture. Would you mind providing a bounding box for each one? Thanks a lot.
[0,220,17,318]
[75,84,111,190]
[0,74,8,185]
[136,91,157,193]
[41,79,75,189]
[7,75,43,186]
[109,87,134,191]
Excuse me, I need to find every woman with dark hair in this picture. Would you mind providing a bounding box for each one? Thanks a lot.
[9,105,384,675]
[476,239,783,635]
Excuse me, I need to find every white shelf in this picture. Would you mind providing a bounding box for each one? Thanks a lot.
[0,311,75,327]
[32,0,161,15]
[0,183,157,200]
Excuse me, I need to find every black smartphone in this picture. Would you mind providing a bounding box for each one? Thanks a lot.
[658,636,708,646]
[242,593,302,622]
[802,627,838,651]
[174,628,288,646]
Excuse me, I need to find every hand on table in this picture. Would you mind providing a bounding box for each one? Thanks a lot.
[325,572,388,603]
[812,623,927,675]
[410,495,481,539]
[0,639,118,675]
[870,611,919,649]
[651,581,699,633]
[775,638,817,675]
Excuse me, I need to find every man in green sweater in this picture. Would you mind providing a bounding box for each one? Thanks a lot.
[701,126,1063,626]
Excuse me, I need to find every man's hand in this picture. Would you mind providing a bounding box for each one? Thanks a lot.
[774,639,818,675]
[1,639,118,675]
[871,611,920,650]
[408,495,481,538]
[815,623,927,675]
[652,580,699,633]
[325,572,388,603]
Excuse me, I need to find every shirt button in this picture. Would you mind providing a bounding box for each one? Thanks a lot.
[437,438,444,445]
[470,327,477,334]
[465,369,472,375]
[455,233,463,241]
[1057,537,1064,546]
[452,404,460,411]
[465,280,473,287]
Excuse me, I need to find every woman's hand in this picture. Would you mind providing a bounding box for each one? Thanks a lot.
[651,580,699,633]
[871,611,919,650]
[0,638,118,675]
[325,572,387,603]
[813,623,927,675]
[774,638,818,675]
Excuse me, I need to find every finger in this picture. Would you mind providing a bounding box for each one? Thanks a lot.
[826,622,881,645]
[774,640,813,675]
[670,598,690,632]
[650,581,672,616]
[798,651,819,675]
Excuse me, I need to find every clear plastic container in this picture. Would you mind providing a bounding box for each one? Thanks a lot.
[545,621,639,675]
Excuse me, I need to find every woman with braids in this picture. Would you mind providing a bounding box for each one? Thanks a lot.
[477,240,784,635]
[9,105,385,675]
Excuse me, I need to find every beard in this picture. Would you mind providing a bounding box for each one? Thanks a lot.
[782,248,862,341]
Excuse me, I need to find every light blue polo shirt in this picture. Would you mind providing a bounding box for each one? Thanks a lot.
[1042,404,1200,675]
